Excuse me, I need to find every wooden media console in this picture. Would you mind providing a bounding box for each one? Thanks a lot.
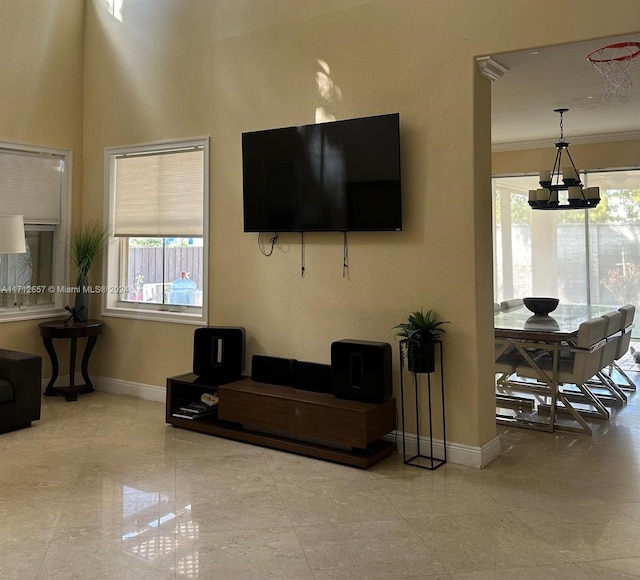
[166,373,397,468]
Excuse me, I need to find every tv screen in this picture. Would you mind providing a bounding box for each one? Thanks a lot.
[242,113,402,232]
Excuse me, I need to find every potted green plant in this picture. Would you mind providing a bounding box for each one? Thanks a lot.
[394,308,450,373]
[69,220,109,323]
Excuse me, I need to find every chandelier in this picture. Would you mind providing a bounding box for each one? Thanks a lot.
[529,108,600,210]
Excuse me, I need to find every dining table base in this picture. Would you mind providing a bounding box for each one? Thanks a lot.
[495,341,611,435]
[496,370,610,436]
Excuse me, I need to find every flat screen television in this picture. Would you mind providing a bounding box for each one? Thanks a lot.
[242,113,402,232]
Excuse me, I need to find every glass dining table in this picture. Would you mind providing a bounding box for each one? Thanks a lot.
[495,303,617,342]
[494,303,617,433]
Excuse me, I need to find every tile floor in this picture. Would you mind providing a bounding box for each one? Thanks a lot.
[1,367,639,579]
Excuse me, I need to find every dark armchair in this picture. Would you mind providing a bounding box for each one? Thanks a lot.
[0,349,42,434]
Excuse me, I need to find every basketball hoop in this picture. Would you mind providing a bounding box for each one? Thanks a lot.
[587,41,640,100]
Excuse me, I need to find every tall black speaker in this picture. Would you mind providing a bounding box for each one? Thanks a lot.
[193,327,245,380]
[331,339,392,403]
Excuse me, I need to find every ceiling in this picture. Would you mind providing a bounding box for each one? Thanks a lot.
[489,33,640,150]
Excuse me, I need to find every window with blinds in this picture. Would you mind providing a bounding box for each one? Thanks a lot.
[0,143,69,320]
[103,138,209,324]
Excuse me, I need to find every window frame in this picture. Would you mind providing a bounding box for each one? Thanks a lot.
[102,137,209,325]
[0,141,70,323]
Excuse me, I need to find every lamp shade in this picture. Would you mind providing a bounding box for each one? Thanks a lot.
[0,215,27,254]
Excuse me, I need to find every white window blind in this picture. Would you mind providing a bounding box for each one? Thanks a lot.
[113,148,204,237]
[0,149,63,224]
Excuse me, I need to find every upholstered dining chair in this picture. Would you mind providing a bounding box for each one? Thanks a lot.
[584,310,627,405]
[495,339,547,425]
[514,316,609,435]
[495,340,521,385]
[0,349,42,434]
[607,304,637,391]
[500,298,523,310]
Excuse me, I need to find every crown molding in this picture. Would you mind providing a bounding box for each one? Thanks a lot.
[476,56,509,81]
[492,130,640,152]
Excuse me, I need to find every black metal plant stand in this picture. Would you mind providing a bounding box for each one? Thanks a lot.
[399,339,446,470]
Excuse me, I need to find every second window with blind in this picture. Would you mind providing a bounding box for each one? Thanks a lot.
[103,138,209,324]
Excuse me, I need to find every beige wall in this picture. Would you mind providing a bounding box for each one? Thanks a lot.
[0,0,85,362]
[2,0,639,451]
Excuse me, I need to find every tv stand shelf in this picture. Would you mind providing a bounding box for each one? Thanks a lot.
[166,373,397,468]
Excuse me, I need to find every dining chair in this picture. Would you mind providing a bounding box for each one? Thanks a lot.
[494,302,501,313]
[500,298,523,310]
[583,310,627,405]
[514,316,609,435]
[495,340,523,384]
[607,304,637,391]
[495,341,547,381]
[495,339,552,430]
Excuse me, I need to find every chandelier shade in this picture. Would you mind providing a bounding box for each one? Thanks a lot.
[529,109,600,211]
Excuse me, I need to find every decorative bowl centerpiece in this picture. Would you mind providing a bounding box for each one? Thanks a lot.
[523,297,559,317]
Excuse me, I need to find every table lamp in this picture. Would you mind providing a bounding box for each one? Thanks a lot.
[0,215,27,254]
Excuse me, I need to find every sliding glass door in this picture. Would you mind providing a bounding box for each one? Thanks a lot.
[493,168,639,332]
[584,170,640,307]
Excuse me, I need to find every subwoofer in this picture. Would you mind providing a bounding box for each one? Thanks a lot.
[193,327,245,380]
[331,339,392,403]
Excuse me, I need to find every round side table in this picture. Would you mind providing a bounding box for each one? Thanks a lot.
[38,320,103,402]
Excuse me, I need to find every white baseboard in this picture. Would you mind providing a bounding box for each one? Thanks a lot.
[93,375,166,402]
[385,430,501,469]
[41,373,166,403]
[41,374,501,468]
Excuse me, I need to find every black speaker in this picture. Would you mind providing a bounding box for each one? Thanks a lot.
[292,360,332,393]
[331,339,392,403]
[193,327,245,380]
[251,355,295,386]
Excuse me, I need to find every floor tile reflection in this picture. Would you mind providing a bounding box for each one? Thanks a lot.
[0,375,637,578]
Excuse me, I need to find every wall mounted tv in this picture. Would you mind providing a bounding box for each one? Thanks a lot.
[242,113,402,232]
